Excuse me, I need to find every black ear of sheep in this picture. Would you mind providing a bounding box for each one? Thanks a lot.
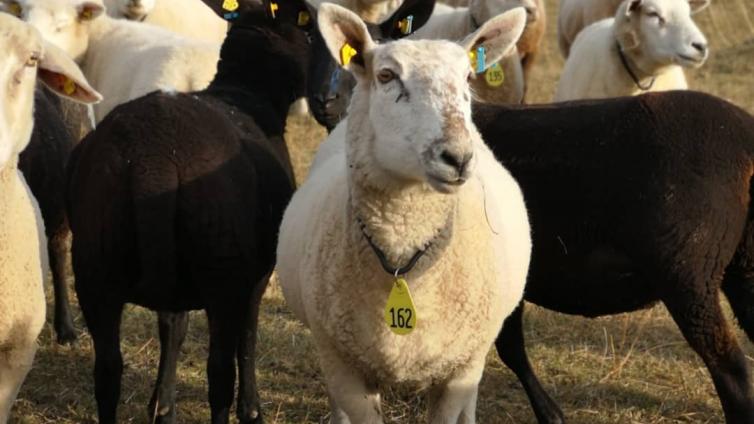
[377,0,435,39]
[262,0,316,29]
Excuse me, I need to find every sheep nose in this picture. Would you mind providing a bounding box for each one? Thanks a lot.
[440,149,472,175]
[692,41,707,55]
[314,93,339,111]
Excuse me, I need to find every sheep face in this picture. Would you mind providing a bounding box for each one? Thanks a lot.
[8,0,105,62]
[0,13,100,170]
[103,0,155,20]
[616,0,709,69]
[317,3,525,193]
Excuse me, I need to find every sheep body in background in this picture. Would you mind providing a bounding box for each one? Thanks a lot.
[13,0,220,122]
[103,0,227,43]
[554,0,709,101]
[0,14,100,422]
[557,0,622,56]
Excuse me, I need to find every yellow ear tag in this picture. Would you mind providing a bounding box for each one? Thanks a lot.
[269,1,278,17]
[484,62,504,87]
[63,78,76,95]
[340,43,357,66]
[297,10,310,26]
[9,2,22,16]
[384,277,417,335]
[222,0,239,11]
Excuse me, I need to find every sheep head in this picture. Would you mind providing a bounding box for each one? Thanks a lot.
[318,3,526,193]
[0,13,99,170]
[1,0,104,62]
[103,0,155,21]
[616,0,709,69]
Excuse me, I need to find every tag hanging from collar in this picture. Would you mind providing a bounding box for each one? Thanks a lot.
[384,277,417,335]
[397,15,413,35]
[468,45,486,74]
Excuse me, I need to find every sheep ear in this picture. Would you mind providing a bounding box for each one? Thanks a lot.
[199,0,261,21]
[38,41,102,104]
[0,1,23,17]
[377,0,435,38]
[625,0,642,16]
[261,0,315,29]
[461,7,526,73]
[76,1,104,21]
[689,0,710,14]
[317,3,376,77]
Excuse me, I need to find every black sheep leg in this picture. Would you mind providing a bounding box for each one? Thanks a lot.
[236,274,270,424]
[207,300,243,424]
[495,303,565,424]
[80,297,124,424]
[50,229,76,344]
[149,311,189,424]
[663,287,754,424]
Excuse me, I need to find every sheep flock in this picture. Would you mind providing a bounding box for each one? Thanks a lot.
[1,0,754,423]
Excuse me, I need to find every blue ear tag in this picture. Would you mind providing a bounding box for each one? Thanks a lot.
[476,46,486,74]
[223,11,239,19]
[330,67,341,88]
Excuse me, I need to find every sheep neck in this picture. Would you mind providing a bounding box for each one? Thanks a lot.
[346,126,456,271]
[614,41,656,91]
[0,160,18,212]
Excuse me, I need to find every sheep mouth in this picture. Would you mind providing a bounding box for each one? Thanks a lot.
[427,174,466,193]
[676,54,706,67]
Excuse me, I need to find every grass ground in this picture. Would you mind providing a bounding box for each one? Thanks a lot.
[12,0,754,422]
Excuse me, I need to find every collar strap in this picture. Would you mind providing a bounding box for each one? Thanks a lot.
[358,219,430,276]
[616,41,655,91]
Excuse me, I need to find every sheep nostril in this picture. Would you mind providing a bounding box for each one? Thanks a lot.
[440,150,472,175]
[692,42,707,55]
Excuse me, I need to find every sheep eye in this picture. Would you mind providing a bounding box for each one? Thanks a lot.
[25,53,40,67]
[647,11,665,24]
[377,69,396,84]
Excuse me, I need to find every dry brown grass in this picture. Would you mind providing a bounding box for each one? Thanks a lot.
[12,1,754,423]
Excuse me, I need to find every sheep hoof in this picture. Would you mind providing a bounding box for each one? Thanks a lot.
[55,326,77,345]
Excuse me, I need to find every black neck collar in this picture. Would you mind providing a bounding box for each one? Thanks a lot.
[616,41,655,91]
[358,218,432,277]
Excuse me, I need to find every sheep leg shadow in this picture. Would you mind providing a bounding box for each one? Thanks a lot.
[236,274,270,424]
[663,279,754,424]
[495,303,565,424]
[207,298,245,424]
[148,311,189,424]
[50,228,76,345]
[80,298,124,424]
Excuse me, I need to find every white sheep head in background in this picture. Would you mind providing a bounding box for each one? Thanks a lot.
[317,3,526,193]
[0,0,105,62]
[616,0,710,71]
[0,13,100,170]
[103,0,154,20]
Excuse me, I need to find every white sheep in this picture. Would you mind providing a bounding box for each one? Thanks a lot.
[557,0,623,57]
[102,0,227,43]
[554,0,709,102]
[276,4,531,422]
[8,0,221,122]
[412,0,527,104]
[0,14,100,422]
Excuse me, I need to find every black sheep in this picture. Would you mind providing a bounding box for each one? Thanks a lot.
[65,0,311,422]
[473,91,754,424]
[19,87,78,345]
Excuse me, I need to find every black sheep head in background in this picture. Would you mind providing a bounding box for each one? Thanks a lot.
[307,0,435,131]
[201,0,317,110]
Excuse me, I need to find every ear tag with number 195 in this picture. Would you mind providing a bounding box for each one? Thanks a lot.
[384,277,417,335]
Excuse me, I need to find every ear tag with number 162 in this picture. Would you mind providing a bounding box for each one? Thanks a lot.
[384,277,417,335]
